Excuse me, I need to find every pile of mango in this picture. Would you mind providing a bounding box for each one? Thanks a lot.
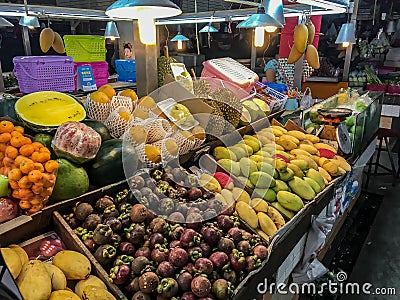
[205,172,286,240]
[1,246,114,300]
[212,125,351,236]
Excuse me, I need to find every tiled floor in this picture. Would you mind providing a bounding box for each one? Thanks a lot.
[342,152,400,299]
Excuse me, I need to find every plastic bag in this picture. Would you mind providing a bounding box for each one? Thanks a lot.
[299,87,314,109]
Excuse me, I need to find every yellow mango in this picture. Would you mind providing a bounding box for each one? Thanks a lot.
[287,46,303,64]
[299,144,319,155]
[49,290,80,300]
[266,206,286,229]
[258,212,278,236]
[236,201,258,229]
[40,28,55,53]
[17,260,52,300]
[44,263,67,291]
[294,24,308,53]
[305,44,320,69]
[53,250,91,280]
[75,275,107,298]
[1,248,22,279]
[318,167,332,183]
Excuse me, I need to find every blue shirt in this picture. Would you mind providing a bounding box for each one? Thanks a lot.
[264,59,286,84]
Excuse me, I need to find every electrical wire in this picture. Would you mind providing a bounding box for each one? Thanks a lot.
[164,25,170,47]
[195,0,200,55]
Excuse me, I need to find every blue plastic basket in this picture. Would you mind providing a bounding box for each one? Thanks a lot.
[115,59,136,82]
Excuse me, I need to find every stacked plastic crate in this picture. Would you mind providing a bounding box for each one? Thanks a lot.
[63,35,109,88]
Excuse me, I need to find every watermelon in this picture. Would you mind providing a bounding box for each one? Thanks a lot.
[86,139,139,187]
[81,119,112,142]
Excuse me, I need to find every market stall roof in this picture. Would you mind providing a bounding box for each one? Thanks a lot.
[0,0,347,23]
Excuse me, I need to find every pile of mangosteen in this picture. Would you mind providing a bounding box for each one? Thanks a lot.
[64,166,269,300]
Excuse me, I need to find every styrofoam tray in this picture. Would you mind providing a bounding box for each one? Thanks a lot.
[157,98,199,131]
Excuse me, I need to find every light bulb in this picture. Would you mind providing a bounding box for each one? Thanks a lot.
[28,26,34,30]
[342,42,350,48]
[254,27,265,47]
[138,17,156,45]
[177,40,183,50]
[110,36,116,41]
[265,26,277,33]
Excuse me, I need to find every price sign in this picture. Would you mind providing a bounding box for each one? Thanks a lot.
[77,65,97,92]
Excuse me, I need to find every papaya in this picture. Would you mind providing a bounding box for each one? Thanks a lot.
[294,24,308,53]
[277,191,304,212]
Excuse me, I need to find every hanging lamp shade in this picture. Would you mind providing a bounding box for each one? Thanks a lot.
[105,0,182,19]
[19,16,40,28]
[199,24,218,33]
[171,33,189,42]
[0,17,13,27]
[105,21,120,39]
[237,6,283,29]
[335,23,356,44]
[265,0,285,26]
[386,20,396,34]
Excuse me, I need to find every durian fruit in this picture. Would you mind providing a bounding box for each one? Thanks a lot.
[193,79,213,98]
[211,88,243,131]
[202,99,225,140]
[157,46,177,87]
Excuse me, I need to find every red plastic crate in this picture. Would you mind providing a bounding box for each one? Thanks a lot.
[366,84,387,92]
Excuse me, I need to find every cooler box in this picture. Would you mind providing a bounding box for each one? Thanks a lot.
[115,59,136,82]
[63,35,106,62]
[201,57,259,93]
[13,56,75,93]
[75,61,109,88]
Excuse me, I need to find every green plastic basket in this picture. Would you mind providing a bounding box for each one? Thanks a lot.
[63,35,106,62]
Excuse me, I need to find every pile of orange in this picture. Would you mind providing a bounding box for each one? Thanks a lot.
[0,120,59,214]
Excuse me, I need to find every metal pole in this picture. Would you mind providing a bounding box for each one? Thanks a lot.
[22,27,31,55]
[0,62,5,92]
[293,55,304,89]
[251,29,256,71]
[343,0,360,81]
[132,20,158,97]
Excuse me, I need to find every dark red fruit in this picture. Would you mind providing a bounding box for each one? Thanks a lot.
[177,272,193,291]
[149,233,165,249]
[212,279,230,300]
[237,240,251,256]
[138,272,159,293]
[135,247,150,259]
[200,226,221,246]
[191,276,212,298]
[216,215,234,232]
[181,292,197,300]
[180,228,201,248]
[218,237,235,254]
[253,244,268,260]
[209,252,229,269]
[169,247,189,267]
[195,258,213,275]
[228,227,243,244]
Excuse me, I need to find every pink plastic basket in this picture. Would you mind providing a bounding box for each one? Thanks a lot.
[13,56,75,93]
[75,61,109,88]
[201,57,259,93]
[366,84,387,92]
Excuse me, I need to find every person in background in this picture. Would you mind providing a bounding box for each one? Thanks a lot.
[264,55,286,84]
[123,43,134,59]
